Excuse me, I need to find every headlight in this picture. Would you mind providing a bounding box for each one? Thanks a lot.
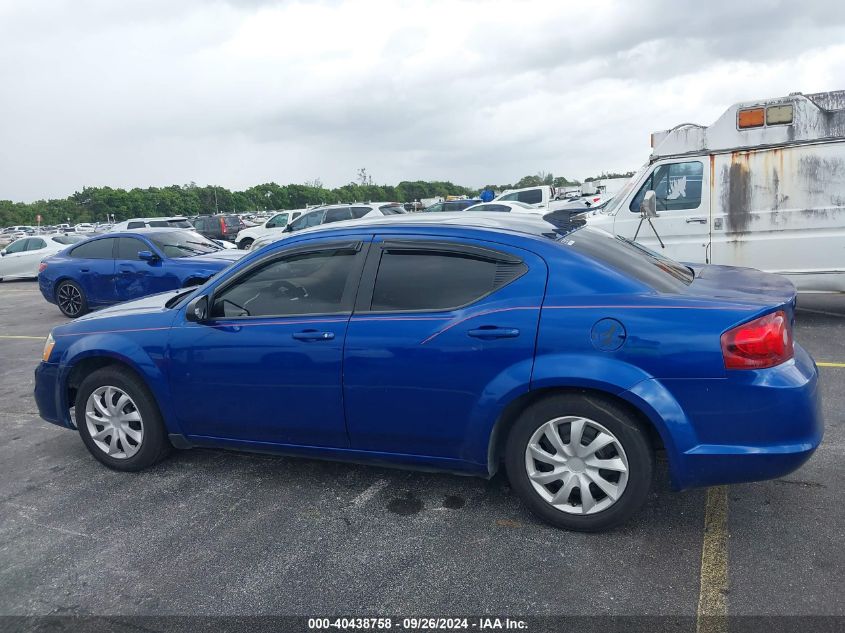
[42,332,56,362]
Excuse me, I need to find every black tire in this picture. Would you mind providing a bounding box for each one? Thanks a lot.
[505,392,653,532]
[75,366,172,471]
[238,238,254,250]
[56,280,89,318]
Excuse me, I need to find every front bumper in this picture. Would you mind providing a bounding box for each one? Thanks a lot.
[34,361,72,428]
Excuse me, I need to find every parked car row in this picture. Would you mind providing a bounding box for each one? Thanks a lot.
[247,202,407,251]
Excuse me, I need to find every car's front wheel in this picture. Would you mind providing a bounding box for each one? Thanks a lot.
[238,238,253,250]
[75,366,172,471]
[505,393,653,532]
[56,280,88,318]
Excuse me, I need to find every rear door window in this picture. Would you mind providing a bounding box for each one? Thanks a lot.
[351,207,372,219]
[324,208,353,224]
[369,244,526,312]
[70,238,117,259]
[26,238,47,250]
[127,221,146,229]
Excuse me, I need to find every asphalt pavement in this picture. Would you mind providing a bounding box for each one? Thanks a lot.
[0,281,842,625]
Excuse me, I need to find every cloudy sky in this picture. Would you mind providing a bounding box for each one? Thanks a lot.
[2,0,845,202]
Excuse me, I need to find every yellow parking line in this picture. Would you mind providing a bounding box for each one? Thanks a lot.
[696,486,729,633]
[0,335,45,340]
[818,362,845,368]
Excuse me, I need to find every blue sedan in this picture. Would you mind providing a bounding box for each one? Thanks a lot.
[33,214,822,531]
[38,228,244,317]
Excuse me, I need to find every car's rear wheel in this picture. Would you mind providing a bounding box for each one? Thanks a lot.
[75,366,172,471]
[56,280,88,318]
[505,393,653,532]
[238,238,254,250]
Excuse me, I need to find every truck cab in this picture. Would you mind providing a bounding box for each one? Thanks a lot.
[585,90,845,292]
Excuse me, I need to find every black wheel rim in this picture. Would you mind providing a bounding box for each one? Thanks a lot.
[58,283,82,316]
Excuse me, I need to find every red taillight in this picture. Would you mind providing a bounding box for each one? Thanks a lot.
[38,262,48,273]
[721,310,793,370]
[219,217,226,233]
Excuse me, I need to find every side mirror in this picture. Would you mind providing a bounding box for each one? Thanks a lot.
[0,250,5,257]
[640,190,658,218]
[282,224,293,233]
[185,295,209,322]
[138,250,159,262]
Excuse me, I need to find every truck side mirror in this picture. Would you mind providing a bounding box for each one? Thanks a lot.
[640,190,658,218]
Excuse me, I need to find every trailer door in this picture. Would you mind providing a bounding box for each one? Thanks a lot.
[612,159,710,264]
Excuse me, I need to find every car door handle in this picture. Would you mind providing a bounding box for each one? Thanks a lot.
[80,268,90,272]
[467,326,520,340]
[686,217,707,224]
[292,330,335,342]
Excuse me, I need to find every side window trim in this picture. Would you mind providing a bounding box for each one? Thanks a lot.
[354,238,528,315]
[205,240,369,321]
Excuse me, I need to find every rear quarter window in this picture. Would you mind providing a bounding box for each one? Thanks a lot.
[70,238,116,259]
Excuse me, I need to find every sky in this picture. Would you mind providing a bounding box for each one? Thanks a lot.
[2,0,845,202]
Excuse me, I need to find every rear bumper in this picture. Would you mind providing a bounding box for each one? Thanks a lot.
[626,343,823,490]
[38,275,56,304]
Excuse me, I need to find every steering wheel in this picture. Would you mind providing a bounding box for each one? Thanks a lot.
[270,279,308,300]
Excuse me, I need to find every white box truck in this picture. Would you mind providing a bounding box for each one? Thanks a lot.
[585,90,845,292]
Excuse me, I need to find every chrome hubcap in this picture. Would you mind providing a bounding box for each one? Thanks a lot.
[84,386,144,459]
[57,283,82,316]
[525,416,629,515]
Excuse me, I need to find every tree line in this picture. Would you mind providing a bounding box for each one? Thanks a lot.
[0,168,608,226]
[0,180,476,226]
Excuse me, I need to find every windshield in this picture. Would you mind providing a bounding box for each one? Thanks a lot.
[600,164,649,216]
[147,230,222,258]
[562,227,694,291]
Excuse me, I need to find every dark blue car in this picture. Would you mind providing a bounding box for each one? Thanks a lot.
[33,214,822,531]
[38,229,244,317]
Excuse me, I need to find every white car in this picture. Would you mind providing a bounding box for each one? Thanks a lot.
[110,217,193,231]
[74,223,96,233]
[0,234,84,281]
[2,225,32,235]
[248,203,406,251]
[234,208,306,250]
[463,201,547,214]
